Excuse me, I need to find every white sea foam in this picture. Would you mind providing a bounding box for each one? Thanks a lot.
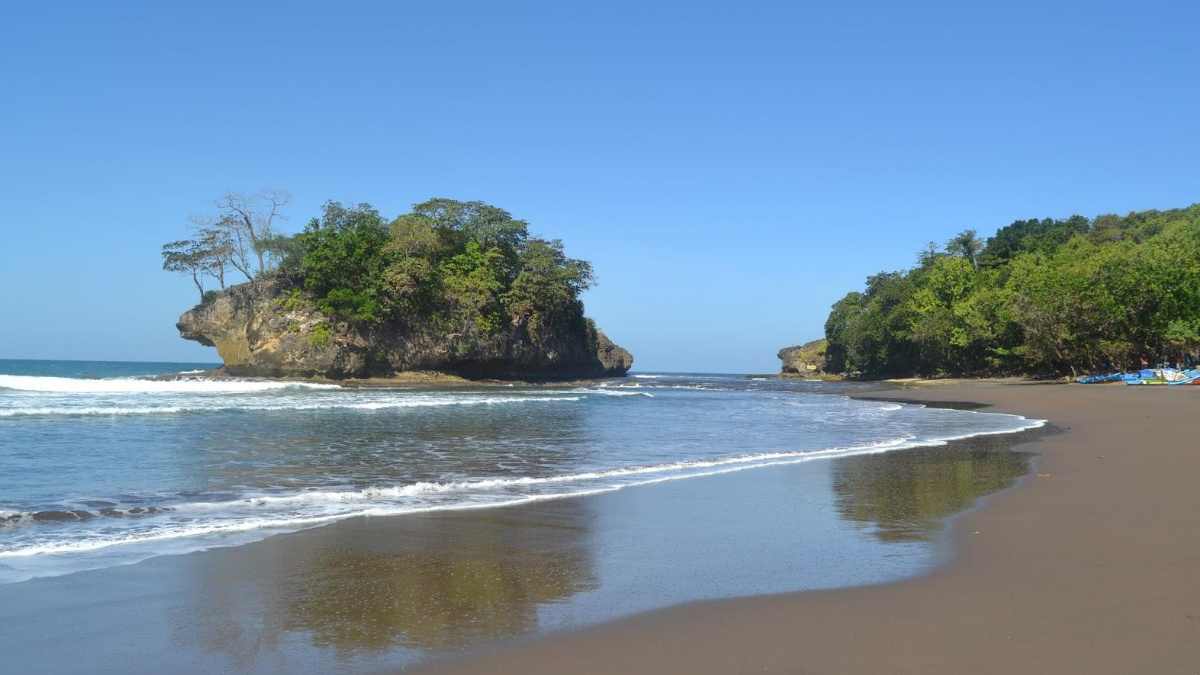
[0,375,340,394]
[0,406,187,417]
[1,440,921,559]
[171,437,921,513]
[560,388,653,398]
[0,377,1047,585]
[0,395,586,417]
[0,510,31,527]
[0,415,1045,564]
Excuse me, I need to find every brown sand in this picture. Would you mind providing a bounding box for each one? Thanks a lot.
[416,382,1200,675]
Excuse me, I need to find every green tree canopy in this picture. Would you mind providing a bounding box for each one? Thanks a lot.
[823,203,1200,377]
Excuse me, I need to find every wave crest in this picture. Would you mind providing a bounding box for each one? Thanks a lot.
[0,375,340,394]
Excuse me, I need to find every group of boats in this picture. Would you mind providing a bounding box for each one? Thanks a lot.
[1077,368,1200,385]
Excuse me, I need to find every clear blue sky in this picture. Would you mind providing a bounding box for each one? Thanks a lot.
[2,1,1197,372]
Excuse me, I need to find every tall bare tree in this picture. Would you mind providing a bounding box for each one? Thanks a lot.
[217,190,291,277]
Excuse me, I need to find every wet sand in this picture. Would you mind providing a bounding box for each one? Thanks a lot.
[418,382,1200,675]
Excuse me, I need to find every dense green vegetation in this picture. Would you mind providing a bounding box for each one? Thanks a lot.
[823,204,1200,377]
[165,196,595,347]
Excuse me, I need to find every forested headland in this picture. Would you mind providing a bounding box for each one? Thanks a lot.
[163,193,631,379]
[820,204,1200,378]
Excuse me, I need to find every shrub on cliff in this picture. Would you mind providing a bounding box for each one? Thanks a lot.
[266,198,595,345]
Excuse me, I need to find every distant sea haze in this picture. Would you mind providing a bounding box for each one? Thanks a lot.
[0,360,1042,584]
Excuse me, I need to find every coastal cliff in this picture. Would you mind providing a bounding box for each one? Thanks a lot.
[178,279,632,380]
[777,339,828,376]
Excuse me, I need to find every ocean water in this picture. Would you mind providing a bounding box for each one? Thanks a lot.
[0,360,1043,585]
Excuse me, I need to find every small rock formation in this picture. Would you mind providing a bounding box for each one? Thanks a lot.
[778,339,828,375]
[177,279,633,380]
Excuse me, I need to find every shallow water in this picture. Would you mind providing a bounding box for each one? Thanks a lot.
[0,360,1041,584]
[0,437,1037,674]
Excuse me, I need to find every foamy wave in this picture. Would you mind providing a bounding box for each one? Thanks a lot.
[0,375,340,394]
[281,395,585,410]
[607,381,717,391]
[0,489,624,561]
[0,437,924,559]
[0,395,584,417]
[0,510,32,528]
[173,438,921,513]
[0,506,170,526]
[561,388,653,398]
[0,387,1048,585]
[0,406,187,417]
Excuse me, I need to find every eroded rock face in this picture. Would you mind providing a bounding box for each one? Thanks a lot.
[177,279,633,379]
[778,338,827,375]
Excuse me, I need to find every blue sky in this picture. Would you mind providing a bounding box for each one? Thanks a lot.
[2,1,1197,372]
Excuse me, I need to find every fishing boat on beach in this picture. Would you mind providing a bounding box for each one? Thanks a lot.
[1078,369,1200,385]
[1120,368,1200,385]
[1076,373,1124,384]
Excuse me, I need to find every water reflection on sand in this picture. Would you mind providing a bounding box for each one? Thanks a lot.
[0,429,1038,674]
[173,502,597,669]
[832,432,1032,541]
[176,434,1034,668]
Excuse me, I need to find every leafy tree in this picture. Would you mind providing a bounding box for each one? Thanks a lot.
[945,229,983,270]
[438,241,507,336]
[161,239,210,302]
[823,292,863,374]
[916,241,942,267]
[410,198,529,261]
[821,202,1200,377]
[194,227,234,289]
[503,239,593,340]
[294,202,391,322]
[1165,319,1200,362]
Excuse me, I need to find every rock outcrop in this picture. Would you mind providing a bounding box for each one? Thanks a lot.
[177,279,633,379]
[778,338,828,375]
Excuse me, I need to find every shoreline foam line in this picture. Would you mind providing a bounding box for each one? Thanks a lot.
[0,395,589,417]
[0,375,341,394]
[0,414,1044,567]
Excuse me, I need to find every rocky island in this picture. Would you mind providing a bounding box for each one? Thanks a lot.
[167,196,632,380]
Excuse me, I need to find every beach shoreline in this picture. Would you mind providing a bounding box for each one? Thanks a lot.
[0,377,1052,674]
[415,381,1200,675]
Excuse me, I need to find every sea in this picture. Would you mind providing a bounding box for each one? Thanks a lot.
[0,359,1043,587]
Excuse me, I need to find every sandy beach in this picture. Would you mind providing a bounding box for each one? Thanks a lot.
[4,380,1196,674]
[417,381,1200,675]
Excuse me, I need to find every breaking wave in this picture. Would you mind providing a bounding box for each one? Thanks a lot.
[0,365,1047,585]
[0,395,589,417]
[0,418,1045,569]
[0,375,340,394]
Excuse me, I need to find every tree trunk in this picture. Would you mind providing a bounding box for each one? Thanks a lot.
[191,271,205,302]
